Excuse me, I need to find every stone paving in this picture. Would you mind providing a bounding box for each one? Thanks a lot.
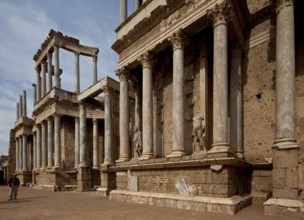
[0,186,301,220]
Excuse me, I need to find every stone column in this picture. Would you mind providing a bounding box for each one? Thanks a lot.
[272,0,298,200]
[103,86,113,165]
[19,136,23,171]
[19,95,23,117]
[75,52,80,93]
[36,124,41,169]
[136,0,142,9]
[32,84,37,106]
[15,138,19,171]
[74,117,80,168]
[230,43,243,158]
[134,85,142,132]
[139,52,154,159]
[54,114,61,168]
[23,90,27,117]
[41,121,47,169]
[79,104,88,167]
[120,0,127,23]
[41,61,47,97]
[54,44,61,88]
[16,103,19,121]
[47,52,53,92]
[93,118,99,169]
[207,2,232,157]
[22,134,28,171]
[167,29,188,157]
[47,118,54,168]
[36,67,41,100]
[93,54,98,84]
[33,132,36,170]
[116,67,130,162]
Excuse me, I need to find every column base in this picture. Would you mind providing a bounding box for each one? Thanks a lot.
[139,153,155,160]
[92,166,100,170]
[207,142,232,158]
[264,198,304,218]
[273,138,298,150]
[79,162,89,168]
[235,150,244,159]
[116,158,129,163]
[166,150,185,158]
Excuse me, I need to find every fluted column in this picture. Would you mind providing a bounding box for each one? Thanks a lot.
[54,114,61,168]
[75,52,80,93]
[93,54,98,84]
[47,52,53,92]
[93,118,99,169]
[139,52,154,159]
[230,43,243,158]
[103,86,113,165]
[167,29,188,157]
[74,117,80,168]
[116,67,130,161]
[79,104,88,167]
[41,61,47,97]
[32,84,37,106]
[36,124,41,169]
[15,138,19,171]
[54,44,61,88]
[36,67,41,100]
[23,90,27,117]
[22,134,28,171]
[41,121,47,169]
[47,118,54,168]
[207,2,232,156]
[120,0,127,23]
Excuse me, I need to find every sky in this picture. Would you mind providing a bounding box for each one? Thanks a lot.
[0,0,136,155]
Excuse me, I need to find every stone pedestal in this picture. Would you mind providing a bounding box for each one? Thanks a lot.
[77,166,91,191]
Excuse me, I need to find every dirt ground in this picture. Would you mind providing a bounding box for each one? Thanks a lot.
[0,186,302,220]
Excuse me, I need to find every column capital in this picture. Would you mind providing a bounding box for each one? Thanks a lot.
[103,85,113,96]
[116,67,130,81]
[47,51,52,59]
[231,42,243,58]
[272,0,294,13]
[138,52,155,69]
[52,113,61,118]
[93,118,98,125]
[168,29,189,50]
[35,67,41,74]
[74,116,80,122]
[207,0,232,27]
[47,117,53,123]
[74,51,80,56]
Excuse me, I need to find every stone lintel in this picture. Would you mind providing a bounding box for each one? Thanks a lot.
[110,190,252,215]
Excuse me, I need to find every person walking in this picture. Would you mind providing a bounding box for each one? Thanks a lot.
[8,173,20,201]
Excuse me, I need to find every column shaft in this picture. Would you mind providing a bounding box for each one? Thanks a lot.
[103,87,113,164]
[15,138,19,171]
[32,84,37,106]
[93,55,98,84]
[79,104,88,167]
[75,52,80,93]
[19,95,23,117]
[19,137,23,171]
[16,103,19,121]
[41,62,47,97]
[47,52,53,92]
[93,119,99,168]
[36,125,41,168]
[36,68,41,100]
[22,135,28,171]
[41,121,47,169]
[54,115,61,168]
[47,118,54,168]
[23,90,27,117]
[75,117,80,168]
[33,132,36,170]
[54,45,61,88]
[120,0,127,23]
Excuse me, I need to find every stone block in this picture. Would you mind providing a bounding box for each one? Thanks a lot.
[272,168,285,188]
[299,163,304,190]
[273,188,298,200]
[128,176,139,192]
[273,150,298,168]
[212,172,230,184]
[285,168,299,189]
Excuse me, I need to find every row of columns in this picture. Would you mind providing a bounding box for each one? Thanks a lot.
[15,134,28,171]
[16,90,27,120]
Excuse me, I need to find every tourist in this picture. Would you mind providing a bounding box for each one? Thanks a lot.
[8,173,20,201]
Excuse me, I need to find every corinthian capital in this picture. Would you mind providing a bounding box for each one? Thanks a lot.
[116,67,130,82]
[272,0,294,13]
[207,0,232,27]
[168,29,189,50]
[138,52,155,69]
[103,85,113,96]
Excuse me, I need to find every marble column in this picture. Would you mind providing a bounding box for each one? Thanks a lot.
[36,67,41,100]
[93,118,99,169]
[15,138,19,171]
[230,43,243,158]
[79,104,88,167]
[134,85,142,133]
[47,52,53,92]
[23,90,27,117]
[120,0,127,23]
[33,132,36,170]
[139,52,154,159]
[36,124,41,169]
[19,95,23,117]
[41,61,47,97]
[274,0,297,149]
[116,67,130,162]
[32,84,37,106]
[41,121,47,169]
[167,29,188,157]
[103,86,113,165]
[19,136,23,171]
[74,117,80,168]
[16,103,19,121]
[93,55,98,84]
[54,44,61,88]
[207,2,231,156]
[54,114,61,168]
[75,52,80,93]
[22,134,28,171]
[47,118,54,168]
